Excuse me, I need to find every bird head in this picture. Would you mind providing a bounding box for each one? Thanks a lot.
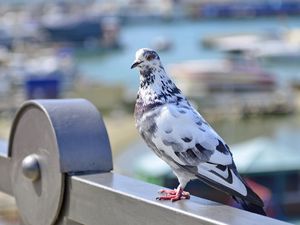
[131,48,160,70]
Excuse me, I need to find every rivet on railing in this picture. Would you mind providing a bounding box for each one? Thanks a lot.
[22,154,40,181]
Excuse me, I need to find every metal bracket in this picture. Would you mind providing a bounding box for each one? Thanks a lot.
[0,99,113,225]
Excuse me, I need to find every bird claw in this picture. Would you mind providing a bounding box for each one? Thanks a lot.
[158,189,177,195]
[157,189,190,202]
[156,195,190,201]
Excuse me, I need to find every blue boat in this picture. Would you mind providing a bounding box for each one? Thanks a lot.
[40,12,121,49]
[41,16,103,44]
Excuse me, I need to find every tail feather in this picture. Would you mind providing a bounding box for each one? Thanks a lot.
[234,197,267,216]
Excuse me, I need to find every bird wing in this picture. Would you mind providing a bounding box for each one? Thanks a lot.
[152,103,233,166]
[151,103,263,206]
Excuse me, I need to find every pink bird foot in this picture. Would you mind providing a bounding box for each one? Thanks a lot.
[156,188,190,202]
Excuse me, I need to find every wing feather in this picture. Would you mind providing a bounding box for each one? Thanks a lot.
[152,104,233,166]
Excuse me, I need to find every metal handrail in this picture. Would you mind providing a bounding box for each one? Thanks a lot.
[0,99,292,225]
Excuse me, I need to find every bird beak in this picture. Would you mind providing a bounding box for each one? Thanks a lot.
[131,60,142,69]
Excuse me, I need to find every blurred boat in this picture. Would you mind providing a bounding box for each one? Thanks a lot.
[22,50,76,99]
[40,10,121,49]
[257,28,300,62]
[256,40,300,62]
[151,36,173,52]
[202,30,300,62]
[219,39,300,63]
[202,33,262,49]
[168,51,294,117]
[168,52,276,96]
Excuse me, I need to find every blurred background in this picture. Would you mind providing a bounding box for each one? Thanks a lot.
[0,0,300,224]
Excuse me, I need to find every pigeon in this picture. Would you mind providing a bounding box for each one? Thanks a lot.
[131,48,266,216]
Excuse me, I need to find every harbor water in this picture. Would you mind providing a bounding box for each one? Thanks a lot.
[77,16,300,89]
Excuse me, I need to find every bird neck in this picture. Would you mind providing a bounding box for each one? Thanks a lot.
[137,66,185,106]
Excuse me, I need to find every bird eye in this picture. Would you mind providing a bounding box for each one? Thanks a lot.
[146,54,155,61]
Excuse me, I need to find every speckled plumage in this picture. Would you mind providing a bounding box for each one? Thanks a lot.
[132,48,266,215]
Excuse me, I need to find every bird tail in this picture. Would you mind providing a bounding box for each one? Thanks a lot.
[233,196,266,216]
[232,175,267,216]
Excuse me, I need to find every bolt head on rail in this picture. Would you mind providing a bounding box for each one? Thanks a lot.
[22,154,40,181]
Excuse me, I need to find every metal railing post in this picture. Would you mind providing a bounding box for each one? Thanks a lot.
[0,99,112,225]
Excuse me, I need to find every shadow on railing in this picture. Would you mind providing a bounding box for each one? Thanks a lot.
[0,99,291,225]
